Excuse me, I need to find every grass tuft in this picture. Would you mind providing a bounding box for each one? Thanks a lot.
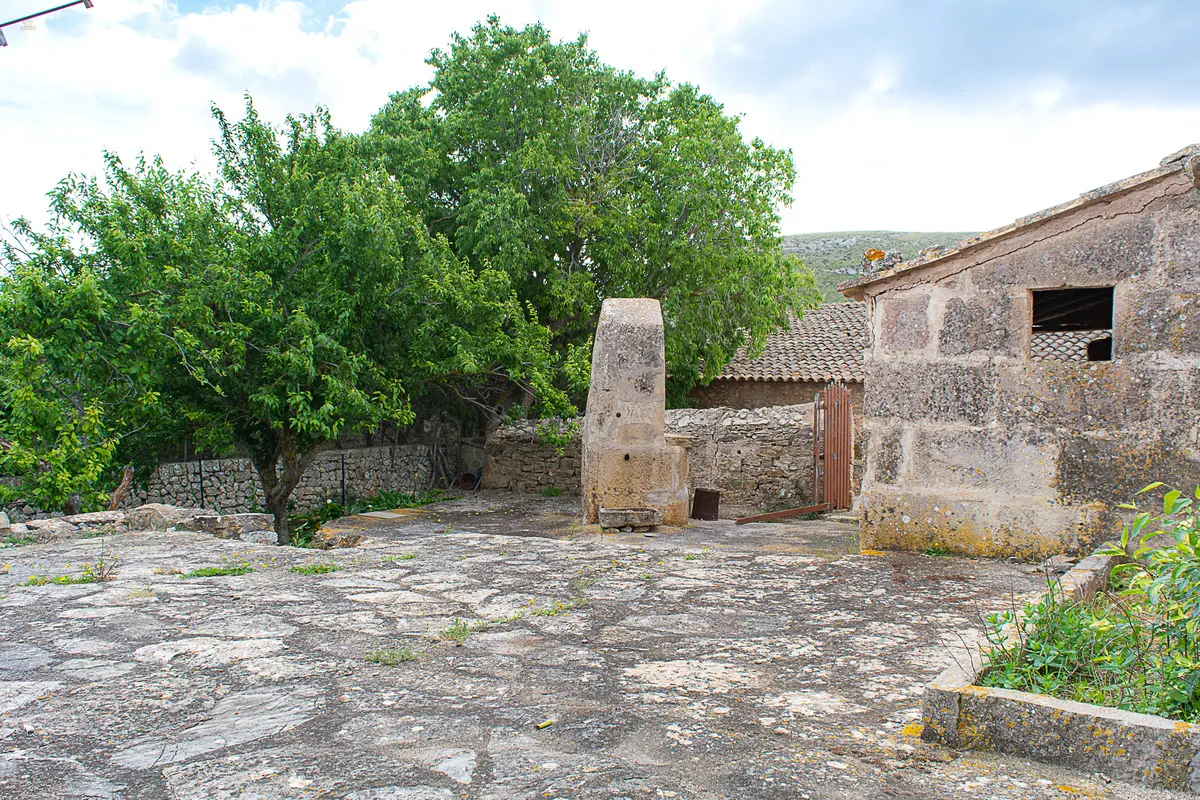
[440,618,475,644]
[367,646,419,665]
[288,562,341,575]
[181,564,254,579]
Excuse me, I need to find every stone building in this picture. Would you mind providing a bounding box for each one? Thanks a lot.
[692,302,868,411]
[840,144,1200,558]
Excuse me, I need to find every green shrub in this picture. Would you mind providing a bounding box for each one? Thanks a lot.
[348,488,458,514]
[440,618,473,643]
[982,484,1200,721]
[540,486,563,498]
[288,500,347,546]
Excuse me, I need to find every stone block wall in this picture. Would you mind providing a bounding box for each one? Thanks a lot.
[483,405,816,517]
[849,162,1200,559]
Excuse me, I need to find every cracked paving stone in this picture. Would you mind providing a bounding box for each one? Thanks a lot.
[0,491,1183,800]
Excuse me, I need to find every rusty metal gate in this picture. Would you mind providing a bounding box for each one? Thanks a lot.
[812,384,854,511]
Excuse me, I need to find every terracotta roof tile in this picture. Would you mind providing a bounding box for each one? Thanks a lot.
[1030,330,1111,362]
[717,303,868,383]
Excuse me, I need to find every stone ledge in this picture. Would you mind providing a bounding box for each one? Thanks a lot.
[921,551,1200,792]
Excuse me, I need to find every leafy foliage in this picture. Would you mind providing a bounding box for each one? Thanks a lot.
[367,645,419,665]
[370,17,819,402]
[982,484,1200,721]
[288,561,341,575]
[182,563,254,579]
[0,229,167,514]
[4,97,570,537]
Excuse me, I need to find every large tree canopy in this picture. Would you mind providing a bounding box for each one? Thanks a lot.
[1,100,571,538]
[369,18,820,402]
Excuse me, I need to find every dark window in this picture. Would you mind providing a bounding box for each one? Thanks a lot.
[1029,287,1114,362]
[1032,287,1113,331]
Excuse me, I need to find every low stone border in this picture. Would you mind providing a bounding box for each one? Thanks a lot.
[922,552,1200,792]
[1,504,353,549]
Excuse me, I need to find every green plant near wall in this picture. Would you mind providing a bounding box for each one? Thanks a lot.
[982,483,1200,721]
[287,488,460,546]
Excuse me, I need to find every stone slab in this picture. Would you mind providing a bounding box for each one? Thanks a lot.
[0,493,1178,799]
[598,507,663,529]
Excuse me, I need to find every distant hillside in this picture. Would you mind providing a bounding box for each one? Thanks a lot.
[783,231,976,302]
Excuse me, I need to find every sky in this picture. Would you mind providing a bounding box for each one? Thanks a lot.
[2,0,1199,235]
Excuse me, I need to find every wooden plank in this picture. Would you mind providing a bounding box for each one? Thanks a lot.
[735,503,829,525]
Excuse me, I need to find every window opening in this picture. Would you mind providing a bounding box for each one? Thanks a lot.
[1030,287,1114,362]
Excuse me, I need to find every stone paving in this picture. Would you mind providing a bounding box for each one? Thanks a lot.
[0,494,1181,799]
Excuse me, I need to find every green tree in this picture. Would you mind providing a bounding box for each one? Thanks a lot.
[0,230,166,514]
[4,99,571,541]
[369,17,820,402]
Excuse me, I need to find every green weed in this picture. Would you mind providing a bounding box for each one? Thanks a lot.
[2,534,37,547]
[367,646,419,665]
[80,528,113,539]
[181,564,254,578]
[440,618,474,644]
[22,549,119,586]
[540,486,564,498]
[981,484,1200,722]
[288,561,341,575]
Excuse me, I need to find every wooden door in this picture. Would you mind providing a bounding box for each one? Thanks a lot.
[822,384,853,510]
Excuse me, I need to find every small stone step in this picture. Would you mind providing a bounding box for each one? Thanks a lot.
[598,507,663,529]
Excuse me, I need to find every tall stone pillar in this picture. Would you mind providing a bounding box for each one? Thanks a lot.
[581,298,689,526]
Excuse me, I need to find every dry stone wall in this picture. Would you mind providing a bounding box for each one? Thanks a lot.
[127,445,432,514]
[2,445,433,522]
[483,405,816,516]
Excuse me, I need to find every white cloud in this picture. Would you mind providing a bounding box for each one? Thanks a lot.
[1,0,1197,236]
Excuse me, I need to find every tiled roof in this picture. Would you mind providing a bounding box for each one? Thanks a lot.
[716,303,868,383]
[839,143,1200,299]
[1030,330,1111,362]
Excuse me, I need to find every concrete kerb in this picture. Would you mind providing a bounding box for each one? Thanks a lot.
[922,551,1200,792]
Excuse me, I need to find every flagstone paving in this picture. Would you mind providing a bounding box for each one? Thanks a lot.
[0,494,1178,799]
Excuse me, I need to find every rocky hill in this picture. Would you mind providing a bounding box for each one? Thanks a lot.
[784,231,976,302]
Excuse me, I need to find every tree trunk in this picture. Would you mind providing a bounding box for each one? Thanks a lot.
[256,459,293,546]
[253,434,329,547]
[107,466,135,511]
[265,490,291,546]
[63,493,82,516]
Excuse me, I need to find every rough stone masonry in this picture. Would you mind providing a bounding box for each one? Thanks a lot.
[483,405,818,518]
[841,144,1200,559]
[581,298,689,526]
